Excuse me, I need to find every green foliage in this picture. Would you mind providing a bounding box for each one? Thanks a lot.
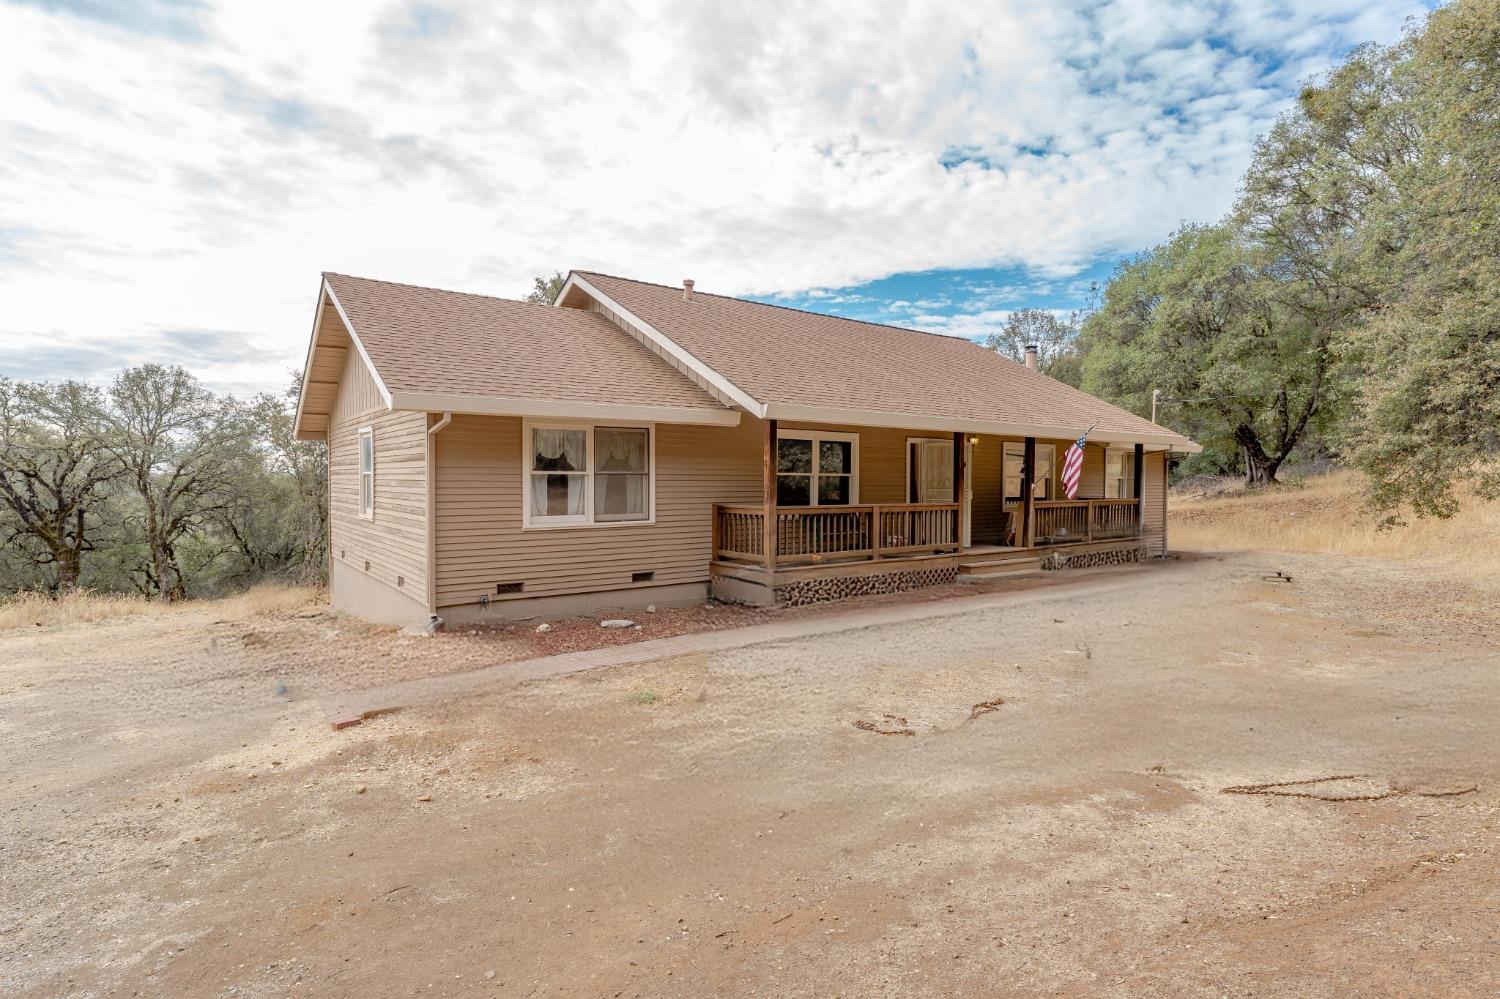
[524,272,567,305]
[1337,0,1500,520]
[1080,225,1345,483]
[0,379,122,589]
[1082,0,1498,514]
[984,307,1085,386]
[0,367,328,598]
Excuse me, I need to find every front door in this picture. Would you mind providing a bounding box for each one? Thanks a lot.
[911,439,972,548]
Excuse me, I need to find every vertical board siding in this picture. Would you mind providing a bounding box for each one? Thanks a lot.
[968,436,1005,545]
[1142,450,1167,553]
[328,348,428,603]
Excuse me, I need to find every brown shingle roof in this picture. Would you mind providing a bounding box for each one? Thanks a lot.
[575,271,1195,447]
[322,273,728,414]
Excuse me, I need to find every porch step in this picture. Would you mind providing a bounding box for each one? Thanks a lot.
[957,556,1042,579]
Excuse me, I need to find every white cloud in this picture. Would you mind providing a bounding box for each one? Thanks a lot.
[0,0,1425,392]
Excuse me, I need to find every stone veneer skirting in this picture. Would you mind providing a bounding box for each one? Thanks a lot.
[1041,545,1149,571]
[773,566,960,607]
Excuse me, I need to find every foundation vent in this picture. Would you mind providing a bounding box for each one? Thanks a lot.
[632,571,655,583]
[495,581,524,595]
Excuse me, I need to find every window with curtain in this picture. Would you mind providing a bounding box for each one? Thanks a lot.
[1003,442,1056,503]
[1105,447,1135,499]
[776,432,855,506]
[595,427,649,521]
[527,423,652,525]
[358,429,374,518]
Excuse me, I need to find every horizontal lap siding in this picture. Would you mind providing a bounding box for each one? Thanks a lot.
[434,414,762,608]
[328,350,428,604]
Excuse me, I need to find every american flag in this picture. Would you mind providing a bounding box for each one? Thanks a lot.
[1062,424,1095,499]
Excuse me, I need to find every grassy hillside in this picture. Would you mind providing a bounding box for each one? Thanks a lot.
[1171,470,1500,588]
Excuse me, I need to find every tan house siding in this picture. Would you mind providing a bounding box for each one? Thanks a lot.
[1142,450,1167,554]
[328,349,429,619]
[969,436,1005,545]
[433,414,763,609]
[430,411,1174,613]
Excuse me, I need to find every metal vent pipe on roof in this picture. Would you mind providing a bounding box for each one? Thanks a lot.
[682,278,695,302]
[1024,344,1038,370]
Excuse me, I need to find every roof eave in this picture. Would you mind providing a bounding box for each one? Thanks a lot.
[763,402,1200,451]
[387,391,741,426]
[292,277,396,440]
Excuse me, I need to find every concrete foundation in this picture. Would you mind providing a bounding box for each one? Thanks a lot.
[330,555,431,627]
[438,581,709,625]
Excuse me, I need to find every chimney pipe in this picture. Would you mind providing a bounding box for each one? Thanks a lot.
[1024,344,1038,370]
[682,278,695,302]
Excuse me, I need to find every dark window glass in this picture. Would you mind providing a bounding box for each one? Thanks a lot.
[777,438,812,474]
[818,475,851,505]
[819,440,851,474]
[776,475,811,506]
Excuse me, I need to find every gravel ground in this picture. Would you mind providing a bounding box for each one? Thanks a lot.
[2,550,1497,997]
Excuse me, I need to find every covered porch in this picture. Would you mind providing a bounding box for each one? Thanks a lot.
[708,420,1151,605]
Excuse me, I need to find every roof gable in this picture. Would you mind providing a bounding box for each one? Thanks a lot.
[294,273,736,438]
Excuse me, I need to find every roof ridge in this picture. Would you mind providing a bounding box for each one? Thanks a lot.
[572,270,987,346]
[323,271,550,311]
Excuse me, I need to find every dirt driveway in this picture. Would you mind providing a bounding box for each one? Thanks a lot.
[3,551,1498,997]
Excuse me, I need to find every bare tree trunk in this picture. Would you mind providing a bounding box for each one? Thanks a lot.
[55,548,81,591]
[1235,426,1280,487]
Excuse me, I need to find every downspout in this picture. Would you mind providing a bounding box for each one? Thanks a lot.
[424,412,452,622]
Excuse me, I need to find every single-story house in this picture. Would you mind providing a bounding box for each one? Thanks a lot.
[293,270,1199,625]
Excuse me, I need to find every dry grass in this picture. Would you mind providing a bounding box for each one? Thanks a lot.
[0,590,157,630]
[0,582,325,631]
[1172,469,1500,587]
[213,583,324,618]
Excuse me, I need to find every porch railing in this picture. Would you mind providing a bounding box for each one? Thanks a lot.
[1033,498,1140,544]
[714,498,1141,569]
[713,503,960,567]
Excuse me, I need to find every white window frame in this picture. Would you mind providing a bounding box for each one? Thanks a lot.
[1003,441,1056,504]
[358,427,374,519]
[774,429,859,507]
[1105,446,1135,499]
[521,418,656,529]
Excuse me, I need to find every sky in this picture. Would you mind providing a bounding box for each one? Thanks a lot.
[0,0,1429,397]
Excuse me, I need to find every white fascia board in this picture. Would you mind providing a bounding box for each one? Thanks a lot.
[323,280,394,410]
[388,392,741,426]
[557,273,767,418]
[766,403,1201,451]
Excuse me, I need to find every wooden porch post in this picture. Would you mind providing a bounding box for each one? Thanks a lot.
[1021,436,1036,548]
[952,431,967,550]
[762,418,778,572]
[1133,442,1145,538]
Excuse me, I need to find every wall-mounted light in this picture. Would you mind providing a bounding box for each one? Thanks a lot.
[968,436,980,446]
